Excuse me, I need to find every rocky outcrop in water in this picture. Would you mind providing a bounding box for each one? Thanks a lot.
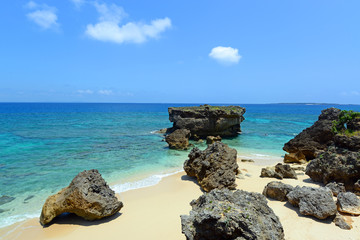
[181,189,285,240]
[183,142,239,192]
[286,186,337,219]
[168,105,246,139]
[165,129,191,150]
[40,169,123,225]
[283,108,341,162]
[262,181,294,201]
[337,192,360,215]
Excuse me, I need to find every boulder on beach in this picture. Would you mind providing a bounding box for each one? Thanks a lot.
[262,181,294,201]
[283,108,341,162]
[183,142,239,192]
[40,169,123,225]
[167,105,246,139]
[325,182,346,197]
[337,192,360,216]
[287,186,337,219]
[260,163,297,180]
[333,213,352,230]
[165,129,191,150]
[181,189,285,240]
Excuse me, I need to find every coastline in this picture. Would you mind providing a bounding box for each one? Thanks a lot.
[1,157,359,240]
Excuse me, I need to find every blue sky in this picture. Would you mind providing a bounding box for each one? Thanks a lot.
[1,0,359,103]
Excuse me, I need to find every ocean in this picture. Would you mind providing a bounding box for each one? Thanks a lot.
[0,103,359,228]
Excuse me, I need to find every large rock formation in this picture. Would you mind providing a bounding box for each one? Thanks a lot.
[183,142,239,192]
[181,189,285,240]
[283,108,341,162]
[305,146,360,190]
[286,186,337,219]
[40,169,123,225]
[168,105,246,139]
[165,129,191,150]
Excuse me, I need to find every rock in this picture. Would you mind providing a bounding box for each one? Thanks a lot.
[284,152,307,164]
[206,135,222,144]
[334,135,360,151]
[0,196,15,206]
[325,182,346,196]
[155,128,169,134]
[333,213,352,230]
[292,166,305,171]
[181,189,284,240]
[240,159,254,163]
[354,180,360,191]
[192,134,201,141]
[183,142,239,192]
[275,163,297,179]
[168,105,246,139]
[165,129,191,150]
[40,169,123,225]
[260,163,297,180]
[283,108,341,161]
[305,147,360,190]
[263,181,294,201]
[260,166,283,179]
[286,186,337,219]
[337,192,360,215]
[348,117,360,131]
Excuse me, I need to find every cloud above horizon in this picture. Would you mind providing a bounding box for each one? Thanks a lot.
[85,2,171,44]
[70,0,85,8]
[26,1,59,30]
[209,46,241,64]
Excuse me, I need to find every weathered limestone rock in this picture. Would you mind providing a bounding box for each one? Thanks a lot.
[183,142,239,192]
[287,186,337,219]
[206,135,222,144]
[262,181,294,201]
[325,182,346,197]
[283,108,341,162]
[168,105,246,138]
[40,169,123,225]
[284,152,307,164]
[337,192,360,215]
[181,189,285,240]
[165,129,191,150]
[305,147,360,190]
[260,163,297,180]
[333,213,352,230]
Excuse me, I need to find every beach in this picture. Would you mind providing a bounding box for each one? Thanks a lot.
[1,159,359,240]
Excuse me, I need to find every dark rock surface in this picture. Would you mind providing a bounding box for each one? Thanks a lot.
[240,159,254,163]
[206,135,222,144]
[287,186,337,219]
[334,135,360,151]
[262,181,294,201]
[333,213,352,230]
[183,142,239,192]
[325,182,346,197]
[337,192,360,215]
[168,105,246,138]
[283,108,341,162]
[260,163,297,180]
[305,147,360,190]
[165,129,191,150]
[181,189,284,240]
[40,169,123,225]
[0,195,15,206]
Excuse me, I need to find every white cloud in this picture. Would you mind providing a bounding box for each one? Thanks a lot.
[98,90,113,95]
[209,46,241,64]
[26,1,58,30]
[77,89,94,94]
[70,0,85,8]
[85,3,171,44]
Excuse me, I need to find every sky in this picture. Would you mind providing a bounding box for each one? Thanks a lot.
[0,0,359,104]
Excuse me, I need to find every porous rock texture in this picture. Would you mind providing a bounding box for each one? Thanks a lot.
[165,128,191,150]
[325,182,346,197]
[183,142,239,192]
[262,181,294,201]
[283,108,341,162]
[286,186,337,219]
[168,105,246,139]
[260,163,297,180]
[206,135,222,144]
[337,192,360,215]
[181,189,285,240]
[40,169,123,225]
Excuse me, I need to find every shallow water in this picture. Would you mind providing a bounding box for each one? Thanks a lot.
[0,103,359,228]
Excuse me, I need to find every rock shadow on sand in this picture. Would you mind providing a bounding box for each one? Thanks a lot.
[181,175,205,193]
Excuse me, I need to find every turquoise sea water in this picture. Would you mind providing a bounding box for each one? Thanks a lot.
[0,103,359,228]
